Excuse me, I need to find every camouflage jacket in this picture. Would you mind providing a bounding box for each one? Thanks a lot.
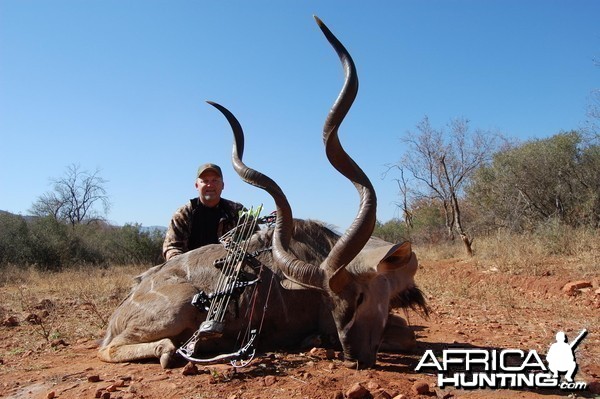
[162,197,245,261]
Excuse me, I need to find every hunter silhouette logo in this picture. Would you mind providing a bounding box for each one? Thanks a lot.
[546,329,587,383]
[415,329,588,390]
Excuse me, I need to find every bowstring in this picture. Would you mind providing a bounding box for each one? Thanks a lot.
[206,205,262,324]
[236,259,276,350]
[220,205,261,321]
[206,212,245,322]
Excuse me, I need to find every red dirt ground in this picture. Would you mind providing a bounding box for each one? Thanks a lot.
[1,258,598,399]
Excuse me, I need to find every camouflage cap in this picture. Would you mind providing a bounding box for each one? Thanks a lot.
[197,163,223,179]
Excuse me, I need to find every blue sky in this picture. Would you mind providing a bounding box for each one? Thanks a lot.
[1,1,598,232]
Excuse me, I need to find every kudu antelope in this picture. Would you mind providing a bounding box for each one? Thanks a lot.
[99,16,427,369]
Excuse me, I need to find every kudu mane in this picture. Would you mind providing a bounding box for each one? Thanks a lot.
[131,219,339,288]
[263,219,340,266]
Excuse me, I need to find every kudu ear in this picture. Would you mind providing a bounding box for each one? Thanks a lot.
[376,242,415,273]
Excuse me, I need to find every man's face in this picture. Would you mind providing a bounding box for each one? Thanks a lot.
[196,171,224,205]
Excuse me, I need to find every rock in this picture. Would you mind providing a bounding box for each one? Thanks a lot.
[392,395,407,399]
[50,339,68,348]
[35,299,54,309]
[2,316,19,327]
[46,391,56,399]
[114,379,126,387]
[332,392,344,399]
[182,362,199,376]
[562,280,592,296]
[309,347,329,359]
[87,375,101,383]
[411,380,430,395]
[301,371,313,379]
[263,375,277,386]
[372,388,392,399]
[346,382,370,399]
[25,313,41,325]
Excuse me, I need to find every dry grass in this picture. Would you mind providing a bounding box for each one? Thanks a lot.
[473,226,599,276]
[0,263,144,306]
[0,264,147,349]
[412,232,599,376]
[412,228,599,362]
[415,226,599,276]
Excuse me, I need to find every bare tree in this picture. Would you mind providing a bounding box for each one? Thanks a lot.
[585,88,600,141]
[388,116,500,256]
[391,167,413,229]
[584,57,600,141]
[31,164,110,227]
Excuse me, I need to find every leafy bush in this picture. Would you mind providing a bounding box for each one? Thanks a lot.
[373,219,409,243]
[467,131,600,231]
[0,213,164,270]
[0,212,33,265]
[374,201,448,245]
[106,223,164,265]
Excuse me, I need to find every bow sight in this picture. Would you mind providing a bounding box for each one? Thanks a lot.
[176,205,272,367]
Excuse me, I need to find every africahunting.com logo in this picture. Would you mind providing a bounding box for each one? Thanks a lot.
[415,329,588,390]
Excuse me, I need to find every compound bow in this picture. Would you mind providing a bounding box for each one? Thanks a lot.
[176,205,275,367]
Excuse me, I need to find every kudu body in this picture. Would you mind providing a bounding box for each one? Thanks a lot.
[99,17,426,369]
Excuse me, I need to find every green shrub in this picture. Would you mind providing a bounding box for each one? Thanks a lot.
[0,213,164,270]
